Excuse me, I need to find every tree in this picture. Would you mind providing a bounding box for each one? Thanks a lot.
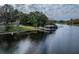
[20,13,31,25]
[0,4,18,31]
[20,11,48,27]
[0,4,15,24]
[29,11,48,27]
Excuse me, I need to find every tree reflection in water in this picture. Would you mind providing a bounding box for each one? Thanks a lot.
[0,31,56,54]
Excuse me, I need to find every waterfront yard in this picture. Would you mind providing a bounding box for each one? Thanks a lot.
[0,25,36,33]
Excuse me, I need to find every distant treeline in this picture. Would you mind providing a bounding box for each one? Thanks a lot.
[49,19,79,25]
[65,19,79,25]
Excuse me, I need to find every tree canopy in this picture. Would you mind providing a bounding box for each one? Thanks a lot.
[0,4,49,27]
[0,4,17,24]
[20,11,48,27]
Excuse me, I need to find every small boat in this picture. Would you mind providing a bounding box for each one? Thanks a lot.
[44,25,58,31]
[38,25,58,32]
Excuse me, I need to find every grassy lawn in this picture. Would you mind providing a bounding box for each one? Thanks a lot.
[0,25,36,32]
[19,25,36,31]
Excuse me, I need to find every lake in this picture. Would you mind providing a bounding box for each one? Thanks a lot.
[0,24,79,54]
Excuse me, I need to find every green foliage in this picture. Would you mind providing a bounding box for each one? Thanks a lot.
[20,11,48,27]
[0,4,56,27]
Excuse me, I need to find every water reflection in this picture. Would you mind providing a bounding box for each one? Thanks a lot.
[0,34,17,53]
[0,25,79,54]
[0,31,56,54]
[15,31,55,54]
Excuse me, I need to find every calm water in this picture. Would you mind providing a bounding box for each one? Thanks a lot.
[0,24,79,54]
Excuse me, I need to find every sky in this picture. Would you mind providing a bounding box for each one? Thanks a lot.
[7,4,79,20]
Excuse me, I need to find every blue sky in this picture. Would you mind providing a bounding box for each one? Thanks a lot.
[14,4,79,20]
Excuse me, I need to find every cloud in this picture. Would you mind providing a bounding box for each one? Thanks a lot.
[14,4,79,20]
